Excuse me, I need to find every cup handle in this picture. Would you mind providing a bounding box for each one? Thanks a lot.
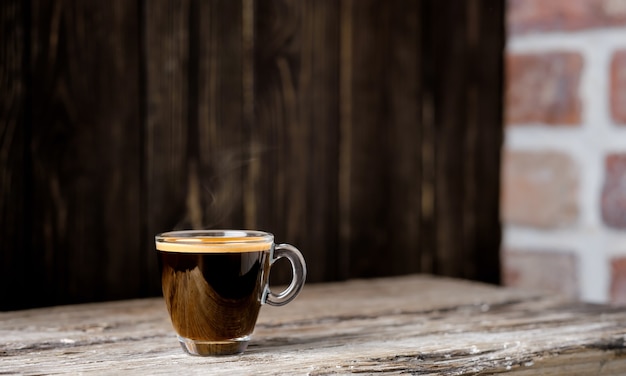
[262,243,307,306]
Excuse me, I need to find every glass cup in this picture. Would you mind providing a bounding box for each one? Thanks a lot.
[155,230,306,356]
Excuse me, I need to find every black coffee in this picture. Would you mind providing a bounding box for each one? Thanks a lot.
[159,250,269,341]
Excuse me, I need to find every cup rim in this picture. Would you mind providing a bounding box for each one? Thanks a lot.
[155,230,274,252]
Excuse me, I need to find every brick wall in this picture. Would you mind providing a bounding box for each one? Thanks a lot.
[502,0,626,303]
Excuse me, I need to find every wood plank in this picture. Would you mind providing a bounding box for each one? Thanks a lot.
[2,275,626,374]
[143,0,191,295]
[252,0,341,283]
[471,0,504,284]
[345,0,422,278]
[385,0,422,276]
[194,0,246,230]
[422,0,503,283]
[425,0,468,279]
[0,0,29,310]
[27,0,142,306]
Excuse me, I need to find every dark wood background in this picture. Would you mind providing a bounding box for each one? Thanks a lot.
[0,0,504,311]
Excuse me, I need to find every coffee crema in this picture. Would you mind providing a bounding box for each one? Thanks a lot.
[156,234,272,254]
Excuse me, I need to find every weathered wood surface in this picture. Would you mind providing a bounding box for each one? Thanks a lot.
[2,275,626,375]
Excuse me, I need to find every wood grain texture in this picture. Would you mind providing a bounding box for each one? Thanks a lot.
[0,0,28,311]
[143,0,193,296]
[344,0,422,279]
[195,0,246,231]
[2,275,626,375]
[26,0,142,307]
[253,0,341,283]
[0,0,505,310]
[143,0,190,233]
[421,0,503,282]
[471,0,505,284]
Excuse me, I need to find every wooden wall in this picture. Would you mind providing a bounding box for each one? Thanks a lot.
[0,0,504,311]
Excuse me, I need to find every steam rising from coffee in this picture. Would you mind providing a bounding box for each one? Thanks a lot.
[175,144,265,230]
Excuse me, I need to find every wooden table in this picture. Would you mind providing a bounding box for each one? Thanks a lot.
[2,275,626,375]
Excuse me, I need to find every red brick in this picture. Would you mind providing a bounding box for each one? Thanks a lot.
[611,50,626,125]
[501,151,579,228]
[503,249,579,299]
[506,52,583,125]
[508,0,626,35]
[601,154,626,229]
[610,257,626,304]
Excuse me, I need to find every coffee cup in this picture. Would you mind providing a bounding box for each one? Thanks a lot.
[155,230,306,355]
